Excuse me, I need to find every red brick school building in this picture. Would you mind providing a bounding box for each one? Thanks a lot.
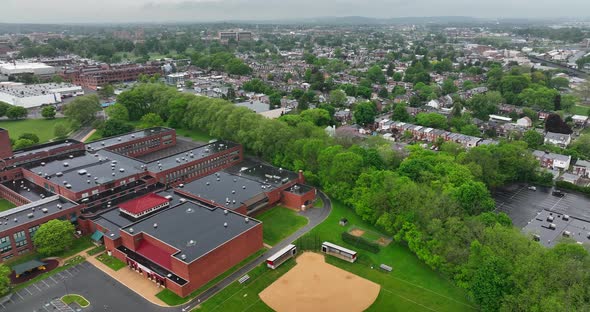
[0,127,316,297]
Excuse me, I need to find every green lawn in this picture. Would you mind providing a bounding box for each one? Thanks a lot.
[195,260,296,312]
[0,199,16,212]
[255,207,308,246]
[175,128,215,143]
[96,253,126,271]
[84,131,103,142]
[0,118,67,143]
[62,294,90,307]
[296,200,477,312]
[156,248,267,306]
[570,105,590,116]
[86,245,105,256]
[314,197,324,208]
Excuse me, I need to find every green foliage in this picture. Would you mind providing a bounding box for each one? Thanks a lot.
[18,133,39,144]
[416,112,448,129]
[98,84,115,99]
[33,220,75,257]
[63,95,101,127]
[341,231,380,253]
[366,65,386,84]
[442,78,458,95]
[555,181,590,196]
[106,103,129,121]
[0,102,10,117]
[139,112,165,128]
[41,106,56,119]
[300,109,331,127]
[6,106,28,119]
[466,91,502,120]
[100,119,135,137]
[0,264,10,296]
[392,102,410,122]
[353,101,377,126]
[329,89,347,107]
[570,134,590,159]
[522,130,544,149]
[13,138,35,150]
[54,123,69,139]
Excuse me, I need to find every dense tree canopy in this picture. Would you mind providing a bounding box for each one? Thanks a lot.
[33,220,75,256]
[63,95,101,127]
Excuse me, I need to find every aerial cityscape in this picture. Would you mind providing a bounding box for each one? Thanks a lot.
[1,2,590,311]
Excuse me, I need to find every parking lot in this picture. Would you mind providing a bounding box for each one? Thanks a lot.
[494,184,590,228]
[3,262,171,312]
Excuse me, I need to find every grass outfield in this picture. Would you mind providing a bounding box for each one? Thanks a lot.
[255,207,308,246]
[195,260,295,312]
[0,199,16,212]
[297,200,477,312]
[0,118,67,143]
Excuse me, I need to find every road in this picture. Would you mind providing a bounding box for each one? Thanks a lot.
[69,126,93,142]
[179,191,332,312]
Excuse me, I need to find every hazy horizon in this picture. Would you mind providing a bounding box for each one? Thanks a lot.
[3,0,590,24]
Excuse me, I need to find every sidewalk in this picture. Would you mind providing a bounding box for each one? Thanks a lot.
[85,254,169,307]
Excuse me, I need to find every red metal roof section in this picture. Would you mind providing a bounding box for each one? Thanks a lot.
[136,240,173,270]
[118,193,168,215]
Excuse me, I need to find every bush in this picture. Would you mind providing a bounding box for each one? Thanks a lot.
[341,231,380,253]
[555,181,590,196]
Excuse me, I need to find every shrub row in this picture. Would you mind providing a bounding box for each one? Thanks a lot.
[556,181,590,196]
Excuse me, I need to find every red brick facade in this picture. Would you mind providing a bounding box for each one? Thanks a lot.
[0,129,12,160]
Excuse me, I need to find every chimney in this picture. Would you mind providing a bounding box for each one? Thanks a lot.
[298,170,305,184]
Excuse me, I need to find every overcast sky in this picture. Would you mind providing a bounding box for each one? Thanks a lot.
[2,0,590,23]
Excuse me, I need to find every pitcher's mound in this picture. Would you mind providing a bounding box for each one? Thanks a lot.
[259,252,380,312]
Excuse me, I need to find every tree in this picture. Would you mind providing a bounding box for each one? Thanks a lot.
[41,106,56,119]
[106,103,129,121]
[63,95,101,127]
[433,58,453,73]
[225,58,251,75]
[392,102,410,122]
[140,113,164,128]
[19,133,39,144]
[460,124,481,136]
[329,89,347,107]
[570,134,590,159]
[366,65,386,84]
[416,112,448,129]
[518,87,559,110]
[0,102,10,117]
[522,130,544,149]
[0,264,9,296]
[54,123,69,139]
[392,72,403,82]
[353,102,377,126]
[442,79,458,95]
[500,75,531,104]
[185,80,194,89]
[6,106,28,119]
[33,220,75,256]
[100,119,135,137]
[13,139,35,150]
[545,113,572,134]
[550,77,570,90]
[466,91,502,120]
[98,84,115,99]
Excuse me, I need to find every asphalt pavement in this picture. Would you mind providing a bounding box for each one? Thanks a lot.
[494,183,590,228]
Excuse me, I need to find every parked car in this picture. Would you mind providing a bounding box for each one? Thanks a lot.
[552,190,565,197]
[528,186,537,191]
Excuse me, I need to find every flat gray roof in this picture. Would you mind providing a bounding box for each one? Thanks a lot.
[224,159,298,188]
[146,140,239,172]
[178,171,274,209]
[522,209,590,247]
[0,196,77,232]
[86,127,172,151]
[122,201,260,263]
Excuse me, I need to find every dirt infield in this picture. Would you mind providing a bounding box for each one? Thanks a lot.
[259,252,380,312]
[350,229,365,237]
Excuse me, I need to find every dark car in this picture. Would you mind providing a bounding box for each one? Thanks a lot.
[552,190,565,197]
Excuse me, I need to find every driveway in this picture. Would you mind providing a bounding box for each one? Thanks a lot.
[4,261,171,312]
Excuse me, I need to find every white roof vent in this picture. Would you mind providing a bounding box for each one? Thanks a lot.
[153,223,158,228]
[224,222,228,227]
[245,217,249,223]
[27,213,34,218]
[129,228,134,233]
[181,254,187,260]
[224,209,228,215]
[179,198,186,203]
[179,184,184,188]
[63,162,69,167]
[119,168,125,172]
[187,240,196,247]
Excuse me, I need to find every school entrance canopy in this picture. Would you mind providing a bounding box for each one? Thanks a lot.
[91,230,104,242]
[12,259,47,277]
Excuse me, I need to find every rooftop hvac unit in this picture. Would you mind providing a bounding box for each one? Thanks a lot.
[563,231,572,237]
[547,216,554,222]
[78,169,87,175]
[533,234,540,241]
[179,198,186,203]
[42,208,48,213]
[549,223,556,230]
[563,215,570,221]
[27,213,34,218]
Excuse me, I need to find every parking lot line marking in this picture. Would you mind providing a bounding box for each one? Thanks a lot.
[33,283,42,291]
[15,291,25,300]
[24,287,32,295]
[50,276,58,283]
[549,196,565,211]
[66,269,74,277]
[41,279,51,288]
[0,302,5,309]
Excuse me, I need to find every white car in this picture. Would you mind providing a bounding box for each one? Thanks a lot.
[528,186,537,191]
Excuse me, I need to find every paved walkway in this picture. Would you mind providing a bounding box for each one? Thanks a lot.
[180,191,332,312]
[80,129,96,142]
[86,254,169,307]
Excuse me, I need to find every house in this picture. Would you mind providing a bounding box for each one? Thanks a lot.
[572,115,588,127]
[334,109,352,123]
[516,117,533,128]
[561,172,580,185]
[544,132,572,148]
[573,159,590,178]
[325,125,336,137]
[532,150,572,170]
[426,99,441,110]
